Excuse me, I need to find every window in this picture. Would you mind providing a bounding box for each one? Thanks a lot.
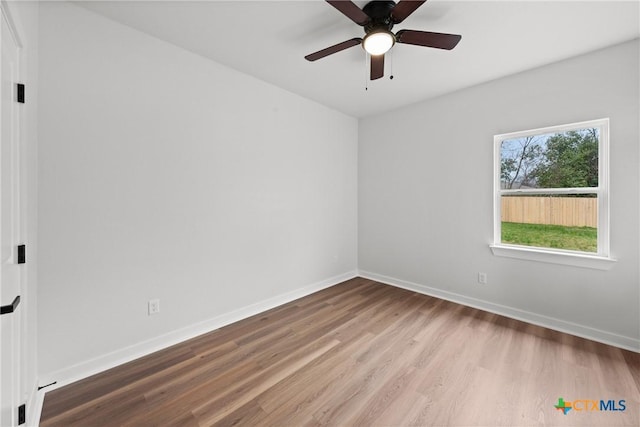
[491,119,614,269]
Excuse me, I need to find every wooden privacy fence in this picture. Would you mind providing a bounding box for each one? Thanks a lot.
[501,196,597,228]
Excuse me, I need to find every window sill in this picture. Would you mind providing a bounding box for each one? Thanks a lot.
[489,244,616,270]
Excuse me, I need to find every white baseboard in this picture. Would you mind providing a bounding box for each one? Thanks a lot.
[36,270,358,402]
[32,268,638,425]
[358,270,640,353]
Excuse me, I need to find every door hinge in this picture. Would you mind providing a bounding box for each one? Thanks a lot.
[17,244,25,264]
[17,83,25,103]
[18,404,26,425]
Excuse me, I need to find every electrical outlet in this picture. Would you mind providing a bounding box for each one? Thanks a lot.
[148,299,160,315]
[478,273,487,284]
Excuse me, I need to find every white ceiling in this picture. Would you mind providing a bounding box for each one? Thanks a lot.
[76,0,639,118]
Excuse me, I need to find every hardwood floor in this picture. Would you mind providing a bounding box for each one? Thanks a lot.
[40,278,639,426]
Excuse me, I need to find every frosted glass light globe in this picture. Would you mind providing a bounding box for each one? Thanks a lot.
[363,31,395,55]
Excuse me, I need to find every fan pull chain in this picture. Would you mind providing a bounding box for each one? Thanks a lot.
[364,52,369,91]
[389,49,394,80]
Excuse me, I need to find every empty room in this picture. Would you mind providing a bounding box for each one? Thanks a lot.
[0,1,638,426]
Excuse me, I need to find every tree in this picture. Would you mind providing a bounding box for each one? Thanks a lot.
[534,129,598,188]
[500,136,544,189]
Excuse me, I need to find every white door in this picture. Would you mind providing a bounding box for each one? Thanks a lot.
[0,8,22,427]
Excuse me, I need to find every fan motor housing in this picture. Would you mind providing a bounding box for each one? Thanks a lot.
[363,0,396,33]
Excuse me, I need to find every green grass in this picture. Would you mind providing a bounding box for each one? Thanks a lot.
[501,222,597,252]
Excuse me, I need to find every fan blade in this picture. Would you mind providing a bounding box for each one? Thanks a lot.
[370,54,384,80]
[396,29,461,50]
[305,38,363,61]
[326,1,370,26]
[391,1,427,24]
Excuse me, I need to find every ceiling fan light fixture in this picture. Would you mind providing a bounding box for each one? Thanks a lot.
[363,30,395,55]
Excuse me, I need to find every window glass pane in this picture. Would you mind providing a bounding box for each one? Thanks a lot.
[500,194,597,252]
[500,128,599,189]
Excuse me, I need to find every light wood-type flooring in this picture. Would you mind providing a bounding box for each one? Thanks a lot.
[40,278,640,426]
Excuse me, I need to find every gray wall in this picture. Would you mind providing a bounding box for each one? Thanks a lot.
[36,1,639,389]
[359,39,639,350]
[37,2,358,380]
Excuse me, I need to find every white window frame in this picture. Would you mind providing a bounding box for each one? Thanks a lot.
[490,118,615,270]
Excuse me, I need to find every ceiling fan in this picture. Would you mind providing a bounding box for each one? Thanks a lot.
[305,0,461,80]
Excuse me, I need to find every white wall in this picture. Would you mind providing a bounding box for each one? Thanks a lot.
[37,2,357,381]
[359,39,640,350]
[35,0,638,393]
[2,0,39,422]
